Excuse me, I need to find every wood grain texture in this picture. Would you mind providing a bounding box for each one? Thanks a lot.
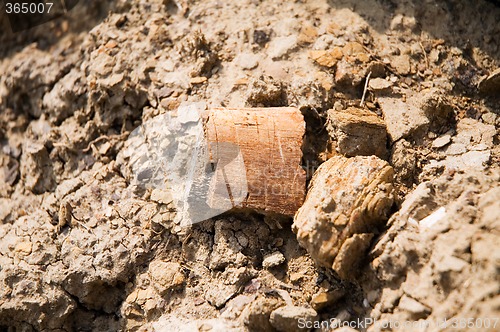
[204,107,306,216]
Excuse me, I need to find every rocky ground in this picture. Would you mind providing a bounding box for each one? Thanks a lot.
[0,0,499,331]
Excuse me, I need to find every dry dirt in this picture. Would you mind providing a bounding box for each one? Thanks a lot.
[0,0,499,331]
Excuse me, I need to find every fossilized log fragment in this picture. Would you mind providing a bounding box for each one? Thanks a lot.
[204,107,306,216]
[292,155,394,279]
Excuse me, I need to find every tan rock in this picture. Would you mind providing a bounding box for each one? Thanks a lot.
[478,68,500,95]
[327,107,388,159]
[335,60,363,87]
[309,48,343,68]
[270,305,318,332]
[310,289,345,311]
[342,42,364,56]
[368,77,393,92]
[392,55,411,75]
[327,22,342,36]
[190,76,207,84]
[293,155,394,279]
[332,233,374,279]
[148,261,185,295]
[314,71,334,90]
[298,24,318,44]
[15,241,33,256]
[242,296,284,332]
[262,251,286,269]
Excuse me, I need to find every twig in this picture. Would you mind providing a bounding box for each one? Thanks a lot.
[419,41,429,69]
[360,71,372,107]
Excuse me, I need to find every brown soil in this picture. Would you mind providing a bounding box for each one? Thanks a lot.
[0,0,499,331]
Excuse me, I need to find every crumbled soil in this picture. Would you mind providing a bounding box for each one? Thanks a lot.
[0,0,499,331]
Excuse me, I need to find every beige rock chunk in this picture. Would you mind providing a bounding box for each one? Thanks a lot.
[262,251,286,269]
[392,54,411,75]
[327,107,388,159]
[14,241,33,256]
[20,142,55,194]
[148,261,185,295]
[368,77,393,92]
[293,155,394,279]
[309,48,343,68]
[298,24,318,44]
[378,97,430,142]
[242,295,284,332]
[310,289,345,311]
[270,305,318,332]
[332,233,374,279]
[398,295,431,319]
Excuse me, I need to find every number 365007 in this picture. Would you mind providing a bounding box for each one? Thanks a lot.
[5,2,53,14]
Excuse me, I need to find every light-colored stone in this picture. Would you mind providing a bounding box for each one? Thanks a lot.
[262,251,286,269]
[298,24,318,44]
[445,143,467,155]
[426,150,491,172]
[20,142,55,194]
[235,53,260,70]
[431,134,451,148]
[332,233,374,279]
[368,77,393,92]
[293,155,394,278]
[392,55,411,75]
[342,41,365,56]
[436,255,469,273]
[190,76,207,84]
[267,35,298,60]
[270,305,318,332]
[150,189,174,205]
[378,97,430,142]
[14,241,33,256]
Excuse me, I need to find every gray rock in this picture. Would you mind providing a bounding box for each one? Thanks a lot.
[267,35,298,60]
[270,305,318,332]
[235,53,260,70]
[20,142,55,194]
[368,77,393,92]
[378,97,430,142]
[431,135,451,149]
[425,150,491,172]
[445,143,467,156]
